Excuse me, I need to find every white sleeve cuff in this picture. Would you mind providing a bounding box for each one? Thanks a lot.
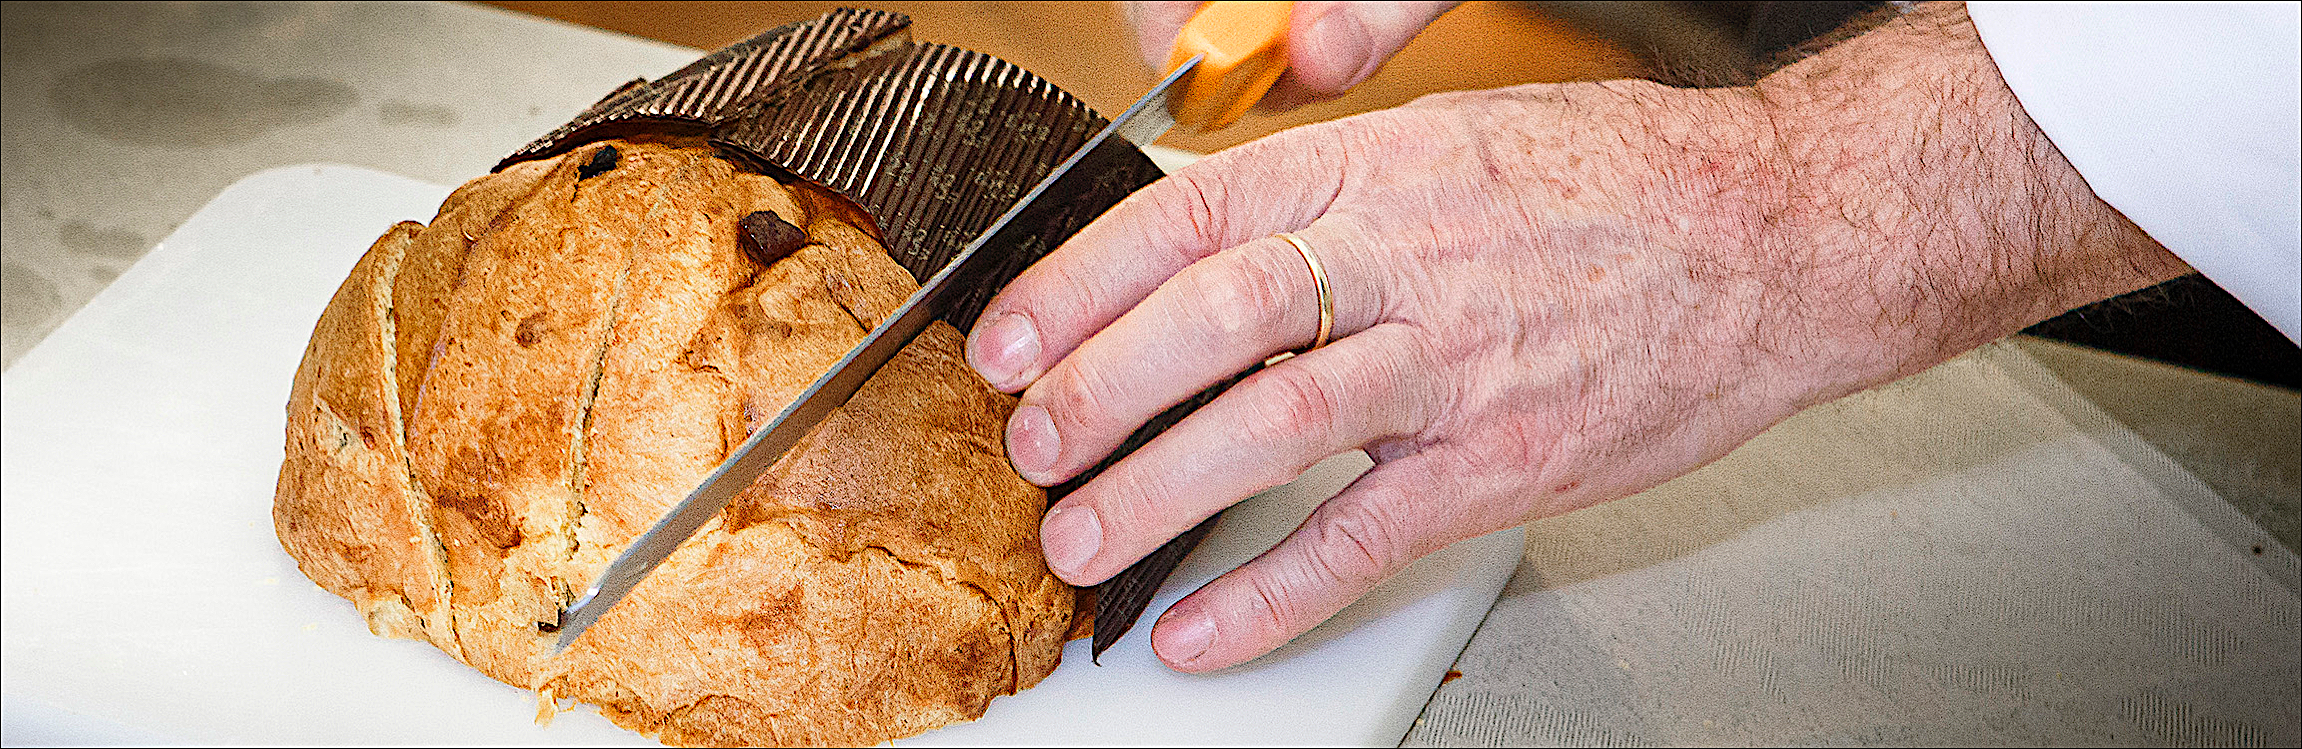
[1969,1,2300,343]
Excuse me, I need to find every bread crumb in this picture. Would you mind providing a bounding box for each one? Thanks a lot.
[302,623,320,631]
[256,577,280,586]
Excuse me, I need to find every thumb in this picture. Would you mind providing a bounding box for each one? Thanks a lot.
[1275,1,1459,104]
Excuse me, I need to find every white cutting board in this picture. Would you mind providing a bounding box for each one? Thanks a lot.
[0,162,1524,746]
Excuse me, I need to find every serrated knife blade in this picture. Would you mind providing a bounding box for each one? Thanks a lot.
[552,56,1202,654]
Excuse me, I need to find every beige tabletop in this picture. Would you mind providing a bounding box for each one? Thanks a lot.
[5,2,2296,745]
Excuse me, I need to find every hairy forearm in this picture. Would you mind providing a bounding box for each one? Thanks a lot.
[1107,1,2192,520]
[1754,2,2190,393]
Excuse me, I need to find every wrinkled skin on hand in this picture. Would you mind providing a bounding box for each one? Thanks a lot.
[973,82,1813,672]
[969,3,2184,672]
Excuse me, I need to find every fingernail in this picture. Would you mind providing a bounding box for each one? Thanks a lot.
[1306,10,1374,89]
[1041,504,1101,576]
[968,312,1039,390]
[1155,608,1217,666]
[1006,404,1060,479]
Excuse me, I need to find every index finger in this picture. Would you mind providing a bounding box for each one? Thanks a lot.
[1124,1,1204,71]
[965,132,1350,392]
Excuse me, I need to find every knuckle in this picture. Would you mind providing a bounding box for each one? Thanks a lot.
[1241,571,1308,642]
[1466,417,1559,473]
[1041,358,1132,439]
[1029,256,1105,329]
[1240,365,1342,444]
[1092,466,1171,537]
[1228,492,1425,647]
[1302,499,1406,588]
[1189,247,1297,338]
[1393,328,1455,431]
[1151,171,1228,262]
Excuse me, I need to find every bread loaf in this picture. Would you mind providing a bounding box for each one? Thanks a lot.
[274,138,1073,746]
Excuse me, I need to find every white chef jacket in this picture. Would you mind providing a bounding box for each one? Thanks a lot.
[1969,2,2301,343]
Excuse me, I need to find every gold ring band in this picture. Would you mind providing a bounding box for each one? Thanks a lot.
[1274,232,1333,351]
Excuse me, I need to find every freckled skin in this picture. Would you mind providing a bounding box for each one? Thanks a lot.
[974,2,2187,672]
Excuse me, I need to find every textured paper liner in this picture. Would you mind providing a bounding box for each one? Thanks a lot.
[498,7,1159,329]
[501,7,1218,660]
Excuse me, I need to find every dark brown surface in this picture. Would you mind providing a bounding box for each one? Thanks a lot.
[501,8,1165,332]
[738,210,806,266]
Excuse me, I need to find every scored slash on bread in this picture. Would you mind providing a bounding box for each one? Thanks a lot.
[276,219,456,651]
[280,6,1185,745]
[276,140,1071,746]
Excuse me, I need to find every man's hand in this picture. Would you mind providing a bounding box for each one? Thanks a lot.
[1123,1,1458,110]
[978,2,2188,671]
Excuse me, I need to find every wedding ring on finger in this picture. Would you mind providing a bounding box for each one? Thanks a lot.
[1264,232,1333,367]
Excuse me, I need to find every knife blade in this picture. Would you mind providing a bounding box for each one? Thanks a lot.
[552,55,1204,654]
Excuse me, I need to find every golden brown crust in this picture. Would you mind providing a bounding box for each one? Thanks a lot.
[276,140,1069,746]
[274,222,458,648]
[391,157,557,427]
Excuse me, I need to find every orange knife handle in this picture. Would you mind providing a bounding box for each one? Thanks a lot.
[1164,0,1293,130]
